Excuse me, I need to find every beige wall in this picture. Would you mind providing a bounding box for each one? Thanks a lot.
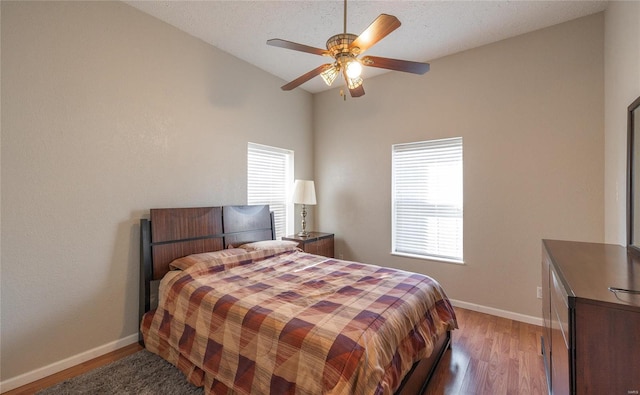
[0,1,621,389]
[314,13,604,320]
[0,1,313,383]
[604,1,640,245]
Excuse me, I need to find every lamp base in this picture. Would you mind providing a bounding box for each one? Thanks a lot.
[298,204,310,238]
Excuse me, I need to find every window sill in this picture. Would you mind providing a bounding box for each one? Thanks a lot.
[391,251,465,265]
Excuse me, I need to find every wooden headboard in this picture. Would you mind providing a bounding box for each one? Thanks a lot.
[138,205,275,330]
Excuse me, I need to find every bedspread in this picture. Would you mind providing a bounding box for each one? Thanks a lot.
[141,249,457,395]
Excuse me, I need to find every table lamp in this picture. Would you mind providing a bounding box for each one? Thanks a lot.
[292,179,316,237]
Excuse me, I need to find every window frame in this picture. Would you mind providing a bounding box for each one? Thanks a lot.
[391,137,464,264]
[247,142,294,239]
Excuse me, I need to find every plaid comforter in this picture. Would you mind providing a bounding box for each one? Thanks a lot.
[141,249,457,395]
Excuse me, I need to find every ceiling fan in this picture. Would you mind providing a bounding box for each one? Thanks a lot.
[267,0,430,98]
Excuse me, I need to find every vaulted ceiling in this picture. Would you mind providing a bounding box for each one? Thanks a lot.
[125,1,608,94]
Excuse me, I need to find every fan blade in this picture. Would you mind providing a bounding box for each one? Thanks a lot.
[349,84,365,98]
[281,64,332,91]
[350,14,401,54]
[361,56,430,75]
[267,39,329,56]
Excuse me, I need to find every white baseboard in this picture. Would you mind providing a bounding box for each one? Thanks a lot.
[0,333,139,393]
[450,299,544,327]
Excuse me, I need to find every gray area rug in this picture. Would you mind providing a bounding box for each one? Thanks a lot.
[37,350,203,395]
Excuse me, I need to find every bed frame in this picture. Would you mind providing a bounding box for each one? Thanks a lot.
[139,204,451,394]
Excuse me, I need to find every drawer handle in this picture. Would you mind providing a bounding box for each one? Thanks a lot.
[608,286,640,295]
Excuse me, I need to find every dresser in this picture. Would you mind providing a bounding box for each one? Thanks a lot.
[283,232,334,258]
[541,240,640,395]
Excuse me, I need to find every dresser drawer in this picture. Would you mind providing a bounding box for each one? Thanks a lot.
[550,264,571,395]
[551,268,570,348]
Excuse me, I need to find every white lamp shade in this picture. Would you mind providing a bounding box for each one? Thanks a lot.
[292,180,317,205]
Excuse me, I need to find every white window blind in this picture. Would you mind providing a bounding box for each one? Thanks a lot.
[247,143,293,239]
[392,137,463,262]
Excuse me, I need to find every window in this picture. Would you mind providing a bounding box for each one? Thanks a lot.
[392,137,463,262]
[247,143,293,239]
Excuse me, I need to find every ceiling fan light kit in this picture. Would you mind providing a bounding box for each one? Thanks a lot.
[320,65,339,86]
[267,0,430,98]
[345,61,362,79]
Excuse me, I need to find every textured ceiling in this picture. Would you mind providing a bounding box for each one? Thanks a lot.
[124,1,608,94]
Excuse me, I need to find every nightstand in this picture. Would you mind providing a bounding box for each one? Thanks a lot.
[282,232,334,258]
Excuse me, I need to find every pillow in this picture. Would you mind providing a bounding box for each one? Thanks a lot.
[237,239,299,252]
[169,248,248,270]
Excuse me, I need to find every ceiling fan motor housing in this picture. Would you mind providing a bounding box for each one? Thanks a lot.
[326,33,359,57]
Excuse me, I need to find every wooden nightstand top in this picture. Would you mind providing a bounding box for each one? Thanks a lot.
[282,232,333,243]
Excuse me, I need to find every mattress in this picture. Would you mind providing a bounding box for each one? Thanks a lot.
[141,248,457,394]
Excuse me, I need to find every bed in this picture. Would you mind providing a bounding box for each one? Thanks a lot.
[139,205,457,394]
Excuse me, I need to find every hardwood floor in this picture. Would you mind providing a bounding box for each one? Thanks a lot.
[425,308,547,394]
[5,308,547,395]
[3,343,144,395]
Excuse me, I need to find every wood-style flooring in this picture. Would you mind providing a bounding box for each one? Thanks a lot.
[4,308,547,395]
[424,308,547,394]
[3,343,144,395]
